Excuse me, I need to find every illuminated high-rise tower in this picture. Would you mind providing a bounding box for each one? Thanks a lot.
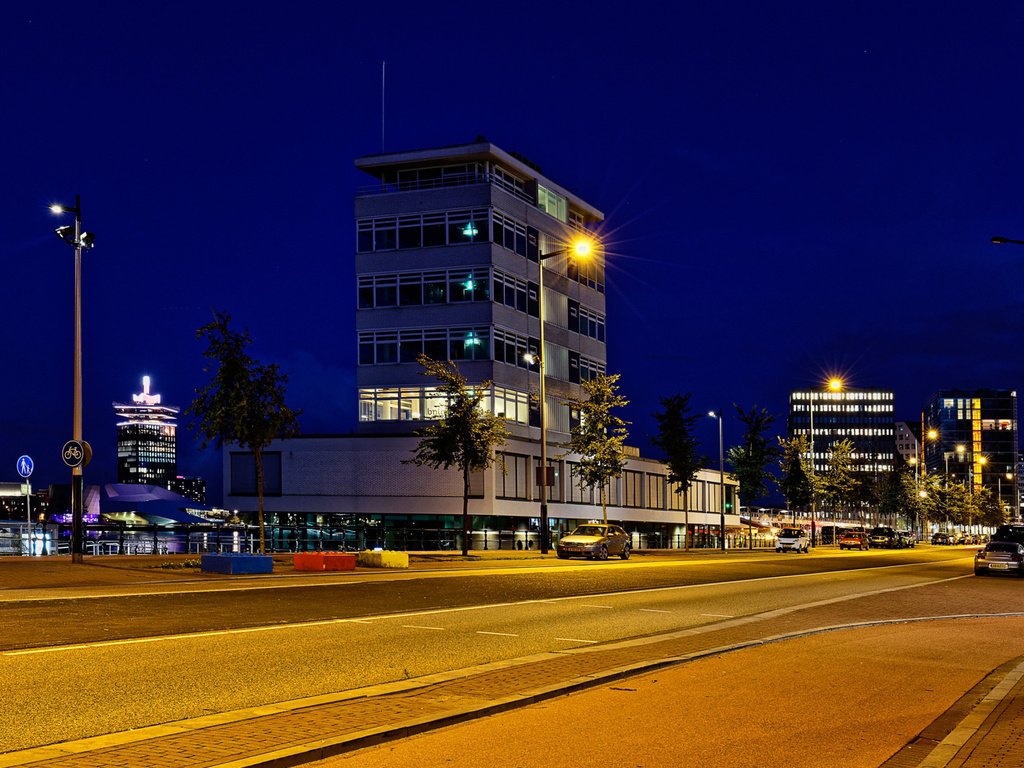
[113,376,179,486]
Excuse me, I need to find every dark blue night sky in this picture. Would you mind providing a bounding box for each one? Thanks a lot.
[3,2,1023,502]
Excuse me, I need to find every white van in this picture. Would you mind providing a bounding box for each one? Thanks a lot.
[776,526,810,553]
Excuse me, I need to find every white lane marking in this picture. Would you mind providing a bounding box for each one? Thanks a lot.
[701,613,735,618]
[476,631,519,637]
[402,625,445,631]
[554,637,598,644]
[640,609,671,614]
[3,565,968,657]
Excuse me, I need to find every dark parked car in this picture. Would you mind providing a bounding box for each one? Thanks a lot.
[869,526,901,548]
[974,541,1024,576]
[556,524,631,560]
[993,524,1024,546]
[931,532,955,545]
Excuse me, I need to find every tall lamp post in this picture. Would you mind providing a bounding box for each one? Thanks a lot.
[51,196,95,564]
[707,410,727,551]
[529,237,592,554]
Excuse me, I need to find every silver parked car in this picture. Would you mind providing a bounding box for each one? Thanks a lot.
[556,524,631,560]
[974,541,1024,576]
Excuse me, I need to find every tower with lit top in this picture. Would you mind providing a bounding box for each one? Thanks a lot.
[113,376,179,486]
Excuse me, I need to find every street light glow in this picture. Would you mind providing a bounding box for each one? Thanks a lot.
[927,429,938,440]
[828,378,843,391]
[50,203,65,214]
[572,238,593,258]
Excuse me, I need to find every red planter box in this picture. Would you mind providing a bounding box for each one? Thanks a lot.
[294,552,356,571]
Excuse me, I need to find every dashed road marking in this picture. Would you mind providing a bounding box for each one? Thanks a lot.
[402,625,445,631]
[554,637,598,644]
[477,631,519,637]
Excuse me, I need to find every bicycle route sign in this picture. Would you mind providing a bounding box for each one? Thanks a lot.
[62,440,86,468]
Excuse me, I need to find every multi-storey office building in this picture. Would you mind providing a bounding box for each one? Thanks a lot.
[923,390,1019,510]
[222,141,740,549]
[354,141,607,441]
[895,421,921,466]
[113,376,179,487]
[788,387,896,475]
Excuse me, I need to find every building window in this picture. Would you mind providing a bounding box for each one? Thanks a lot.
[623,470,643,508]
[357,268,490,309]
[358,327,491,365]
[646,474,665,510]
[497,453,530,500]
[537,185,567,222]
[356,208,488,253]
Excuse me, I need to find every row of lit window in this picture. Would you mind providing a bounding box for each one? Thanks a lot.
[358,385,532,425]
[792,392,893,400]
[792,404,893,413]
[357,206,604,292]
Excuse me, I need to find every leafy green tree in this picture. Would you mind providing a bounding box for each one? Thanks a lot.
[877,468,916,528]
[726,405,778,504]
[821,438,856,517]
[778,435,812,513]
[977,486,1009,528]
[405,355,509,556]
[188,310,301,554]
[651,393,705,541]
[564,373,630,523]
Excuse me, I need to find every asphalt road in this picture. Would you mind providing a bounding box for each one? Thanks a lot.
[0,548,973,649]
[0,549,989,754]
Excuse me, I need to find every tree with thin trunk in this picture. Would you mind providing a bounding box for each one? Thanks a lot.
[727,405,778,504]
[822,438,856,523]
[188,310,301,554]
[651,392,704,548]
[405,355,509,556]
[778,435,812,515]
[564,373,630,523]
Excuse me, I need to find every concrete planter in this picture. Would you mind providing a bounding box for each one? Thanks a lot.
[201,553,274,575]
[356,550,409,569]
[294,552,357,571]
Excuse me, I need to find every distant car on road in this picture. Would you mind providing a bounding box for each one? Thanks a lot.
[897,530,917,548]
[992,524,1024,546]
[974,541,1024,576]
[776,527,810,553]
[869,526,901,549]
[839,531,869,551]
[931,532,955,545]
[556,524,631,561]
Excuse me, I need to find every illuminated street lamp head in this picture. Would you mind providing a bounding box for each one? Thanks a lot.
[571,238,593,258]
[523,352,539,366]
[927,429,938,440]
[979,456,988,466]
[828,378,843,392]
[707,410,718,419]
[956,444,966,455]
[909,456,917,465]
[49,203,65,214]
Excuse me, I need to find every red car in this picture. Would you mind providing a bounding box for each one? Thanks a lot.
[839,531,869,551]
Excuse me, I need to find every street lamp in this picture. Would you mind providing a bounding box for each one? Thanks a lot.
[51,196,95,564]
[531,237,593,554]
[992,235,1024,246]
[707,410,727,551]
[956,443,966,485]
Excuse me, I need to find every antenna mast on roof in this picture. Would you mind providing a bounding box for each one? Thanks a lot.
[381,60,386,152]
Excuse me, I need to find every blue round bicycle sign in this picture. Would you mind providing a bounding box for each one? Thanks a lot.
[17,455,33,478]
